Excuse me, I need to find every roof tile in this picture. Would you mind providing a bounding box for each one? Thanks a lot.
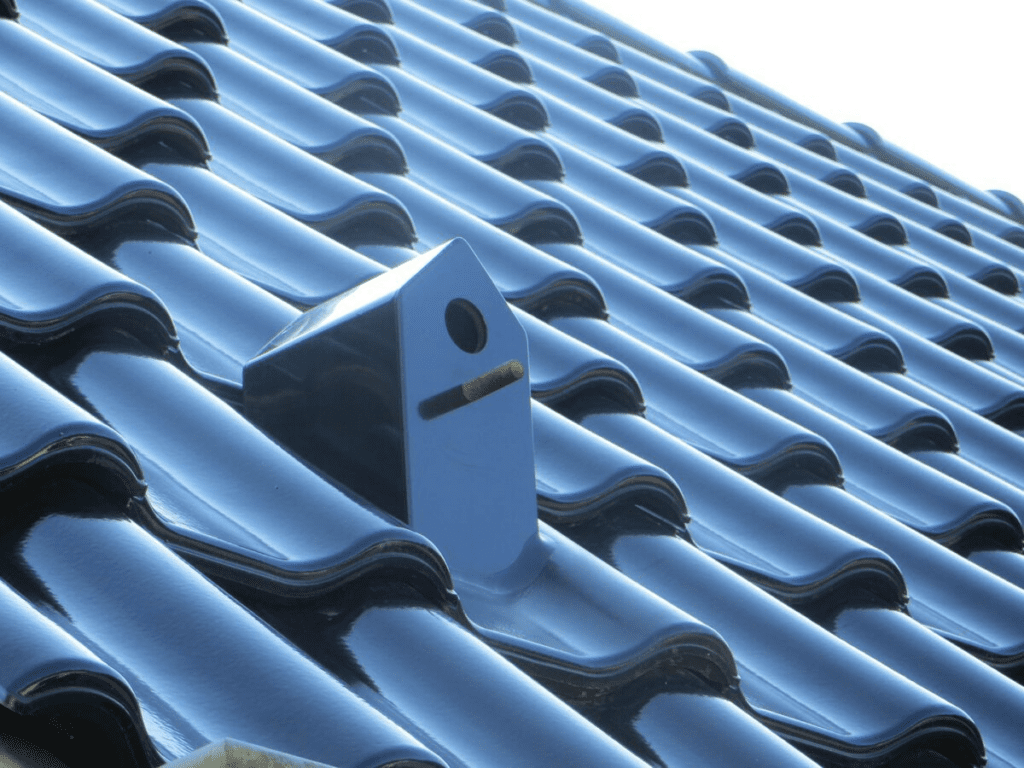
[5,0,1024,764]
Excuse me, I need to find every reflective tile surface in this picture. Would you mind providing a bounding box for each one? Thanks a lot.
[2,0,1024,766]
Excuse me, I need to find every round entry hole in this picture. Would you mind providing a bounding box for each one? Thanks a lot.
[445,299,487,353]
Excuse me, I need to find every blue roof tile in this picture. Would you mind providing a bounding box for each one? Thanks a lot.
[0,92,195,239]
[185,41,405,171]
[328,0,392,24]
[204,0,398,109]
[0,203,175,349]
[0,351,143,498]
[605,528,985,766]
[143,161,385,306]
[170,96,416,244]
[380,66,558,177]
[0,22,209,162]
[578,409,905,606]
[92,0,227,43]
[18,0,217,96]
[237,0,398,61]
[387,26,547,127]
[1,497,448,767]
[5,0,1024,764]
[389,0,531,80]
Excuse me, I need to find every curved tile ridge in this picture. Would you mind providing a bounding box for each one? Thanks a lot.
[749,130,866,195]
[2,501,447,768]
[800,214,949,298]
[170,97,416,247]
[789,483,1024,676]
[682,50,883,150]
[830,140,939,202]
[938,273,1024,338]
[523,181,749,308]
[507,16,638,97]
[93,0,227,43]
[0,351,143,502]
[670,185,860,303]
[328,0,393,24]
[0,22,209,164]
[687,242,907,373]
[835,606,1024,768]
[812,190,1018,297]
[959,229,1024,293]
[387,0,533,82]
[746,387,1024,551]
[360,173,606,317]
[835,268,995,364]
[238,0,399,65]
[94,226,298,387]
[533,402,686,528]
[876,371,1024,521]
[0,573,157,768]
[458,522,741,710]
[722,93,838,159]
[49,345,453,601]
[548,137,713,242]
[722,309,957,453]
[523,382,981,762]
[397,0,516,44]
[370,115,581,244]
[837,301,1024,426]
[17,0,217,98]
[483,54,753,184]
[186,42,405,173]
[784,171,907,245]
[854,277,995,362]
[463,9,518,46]
[631,694,825,768]
[529,172,713,250]
[862,176,974,244]
[579,55,753,147]
[677,162,823,248]
[538,243,790,388]
[307,608,726,768]
[566,410,908,610]
[501,0,619,61]
[260,600,654,768]
[552,316,842,488]
[377,65,560,179]
[0,93,196,243]
[516,310,644,415]
[531,90,687,186]
[933,186,1024,247]
[202,0,399,112]
[144,161,386,307]
[633,101,792,193]
[973,325,1024,395]
[606,532,985,768]
[388,26,548,129]
[0,203,176,353]
[953,224,1024,281]
[845,121,1024,223]
[476,48,535,85]
[901,218,1019,296]
[612,42,729,108]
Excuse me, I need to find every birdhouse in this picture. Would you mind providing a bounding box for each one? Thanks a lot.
[244,238,538,579]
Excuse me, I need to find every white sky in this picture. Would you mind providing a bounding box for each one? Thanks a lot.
[578,0,1023,199]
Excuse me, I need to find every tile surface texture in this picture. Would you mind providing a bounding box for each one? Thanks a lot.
[1,0,1024,766]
